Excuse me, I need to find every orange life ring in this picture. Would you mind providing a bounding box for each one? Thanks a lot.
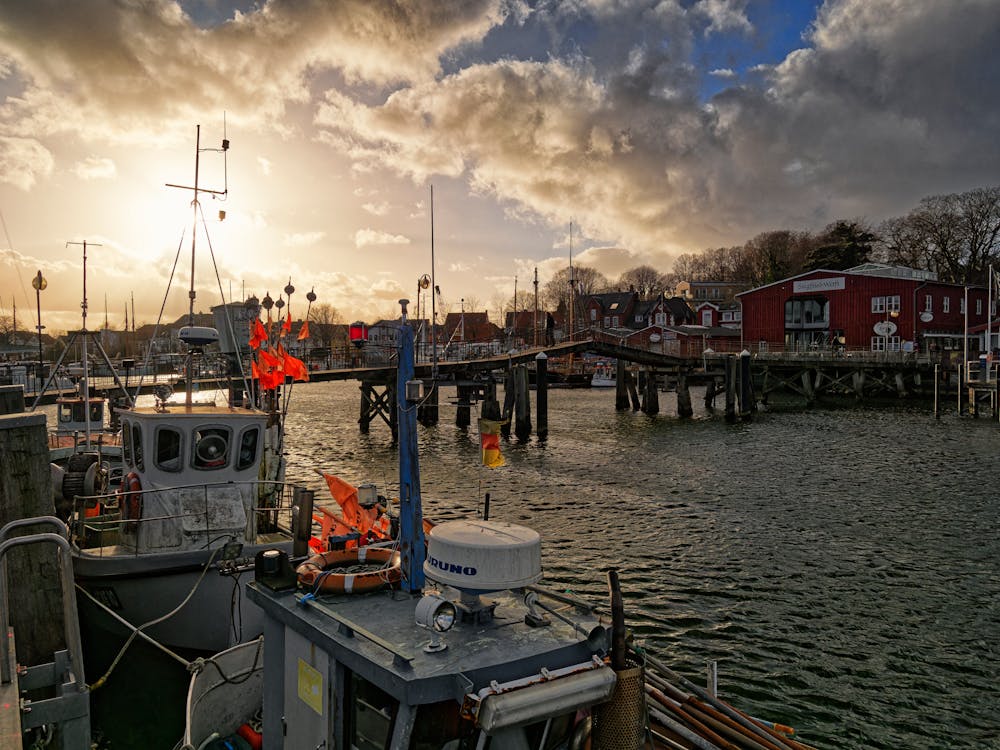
[119,471,142,521]
[296,547,401,594]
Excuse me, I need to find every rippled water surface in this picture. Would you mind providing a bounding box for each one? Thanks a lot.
[282,380,999,750]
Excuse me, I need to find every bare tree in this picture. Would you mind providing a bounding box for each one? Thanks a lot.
[541,265,610,311]
[617,265,670,299]
[310,303,343,348]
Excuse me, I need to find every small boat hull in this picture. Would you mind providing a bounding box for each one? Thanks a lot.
[182,638,264,749]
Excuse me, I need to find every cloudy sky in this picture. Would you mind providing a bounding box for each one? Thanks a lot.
[1,0,998,333]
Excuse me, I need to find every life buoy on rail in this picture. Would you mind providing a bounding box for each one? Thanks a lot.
[119,471,142,522]
[296,547,401,594]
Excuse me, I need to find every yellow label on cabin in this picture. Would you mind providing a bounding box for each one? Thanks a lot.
[297,658,323,716]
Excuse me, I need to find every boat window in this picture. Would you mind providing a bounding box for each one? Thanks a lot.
[58,403,72,423]
[236,427,259,471]
[409,700,477,749]
[122,420,132,466]
[346,672,398,750]
[72,402,87,422]
[131,423,144,471]
[89,402,104,423]
[192,427,231,470]
[154,427,183,472]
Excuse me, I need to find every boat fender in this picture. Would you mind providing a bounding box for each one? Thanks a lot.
[295,547,402,594]
[236,723,262,750]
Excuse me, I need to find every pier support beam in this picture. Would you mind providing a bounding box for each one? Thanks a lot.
[501,366,514,439]
[724,357,736,423]
[417,380,439,427]
[535,353,548,440]
[704,378,718,410]
[481,378,501,421]
[514,365,532,441]
[738,350,756,419]
[455,384,472,429]
[801,370,816,406]
[358,379,397,440]
[615,360,630,411]
[676,372,693,418]
[640,368,659,415]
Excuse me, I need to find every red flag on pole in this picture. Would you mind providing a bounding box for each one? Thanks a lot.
[297,320,310,341]
[249,318,267,349]
[281,311,292,337]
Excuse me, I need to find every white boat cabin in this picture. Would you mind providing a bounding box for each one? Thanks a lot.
[116,403,278,554]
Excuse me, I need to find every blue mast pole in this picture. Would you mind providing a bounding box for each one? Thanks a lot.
[397,298,426,592]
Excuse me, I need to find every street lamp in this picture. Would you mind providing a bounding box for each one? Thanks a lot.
[31,270,46,389]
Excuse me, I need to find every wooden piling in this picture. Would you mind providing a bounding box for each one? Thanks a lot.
[615,360,630,411]
[514,365,532,441]
[724,357,736,422]
[417,380,439,427]
[501,366,515,438]
[455,384,472,428]
[641,368,659,415]
[801,369,816,406]
[0,385,24,415]
[535,353,548,440]
[482,378,501,421]
[0,413,63,666]
[703,378,717,409]
[359,381,374,434]
[676,372,693,418]
[738,350,756,418]
[625,369,641,411]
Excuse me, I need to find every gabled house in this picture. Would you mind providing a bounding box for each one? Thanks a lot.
[584,292,637,331]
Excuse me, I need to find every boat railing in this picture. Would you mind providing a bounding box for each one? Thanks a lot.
[70,479,299,555]
[47,428,122,450]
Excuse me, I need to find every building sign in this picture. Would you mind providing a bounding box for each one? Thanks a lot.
[793,277,846,294]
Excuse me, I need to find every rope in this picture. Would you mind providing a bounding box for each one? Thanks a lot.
[85,545,223,690]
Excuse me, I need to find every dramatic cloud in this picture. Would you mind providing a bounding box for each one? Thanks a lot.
[0,136,53,190]
[354,229,410,248]
[73,156,116,180]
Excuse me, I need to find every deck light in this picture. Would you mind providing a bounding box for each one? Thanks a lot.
[415,594,456,652]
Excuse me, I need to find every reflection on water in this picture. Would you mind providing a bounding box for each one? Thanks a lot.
[285,380,1000,750]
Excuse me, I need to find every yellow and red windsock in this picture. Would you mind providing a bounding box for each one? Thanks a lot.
[478,418,505,468]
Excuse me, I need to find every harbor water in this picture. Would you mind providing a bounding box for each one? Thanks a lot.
[76,379,998,748]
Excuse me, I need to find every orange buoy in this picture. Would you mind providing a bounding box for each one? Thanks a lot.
[296,547,401,594]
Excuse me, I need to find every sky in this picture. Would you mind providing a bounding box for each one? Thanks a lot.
[1,0,998,334]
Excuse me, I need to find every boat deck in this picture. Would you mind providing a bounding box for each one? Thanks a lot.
[248,581,608,705]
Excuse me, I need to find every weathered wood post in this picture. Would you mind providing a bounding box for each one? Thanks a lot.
[676,371,693,417]
[417,379,439,426]
[625,368,640,411]
[640,368,659,415]
[535,352,548,440]
[0,412,63,666]
[0,385,25,416]
[359,381,374,434]
[615,359,630,411]
[482,377,501,421]
[724,356,737,422]
[704,377,717,409]
[455,384,471,428]
[801,369,816,406]
[501,364,515,438]
[514,365,532,441]
[738,350,755,418]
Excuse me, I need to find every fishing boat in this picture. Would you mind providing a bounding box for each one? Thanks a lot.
[64,126,314,655]
[182,304,809,750]
[590,360,617,388]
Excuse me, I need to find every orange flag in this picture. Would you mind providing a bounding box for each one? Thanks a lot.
[297,320,310,341]
[320,472,376,535]
[249,318,267,349]
[280,311,292,337]
[282,351,310,382]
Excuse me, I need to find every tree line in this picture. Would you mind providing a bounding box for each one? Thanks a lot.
[538,184,1000,310]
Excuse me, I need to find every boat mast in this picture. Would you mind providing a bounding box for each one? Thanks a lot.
[397,298,426,592]
[166,123,229,407]
[66,239,101,447]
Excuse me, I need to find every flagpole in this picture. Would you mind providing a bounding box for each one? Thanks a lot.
[430,185,437,381]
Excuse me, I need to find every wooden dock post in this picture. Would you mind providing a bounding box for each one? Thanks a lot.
[417,380,439,427]
[359,381,373,434]
[535,353,548,440]
[676,371,693,417]
[738,350,756,418]
[703,377,718,409]
[0,385,25,416]
[501,365,514,438]
[640,368,659,415]
[724,357,736,422]
[514,365,532,441]
[625,368,640,411]
[615,360,630,411]
[482,377,501,421]
[455,384,472,428]
[0,413,64,667]
[801,369,816,406]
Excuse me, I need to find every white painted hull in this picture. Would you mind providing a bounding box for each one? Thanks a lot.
[182,638,264,749]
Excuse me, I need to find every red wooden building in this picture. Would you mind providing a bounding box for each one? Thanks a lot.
[737,264,990,354]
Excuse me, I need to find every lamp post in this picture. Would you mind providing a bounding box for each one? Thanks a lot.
[417,274,430,362]
[31,270,46,389]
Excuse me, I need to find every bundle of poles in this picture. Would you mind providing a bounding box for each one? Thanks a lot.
[639,648,817,750]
